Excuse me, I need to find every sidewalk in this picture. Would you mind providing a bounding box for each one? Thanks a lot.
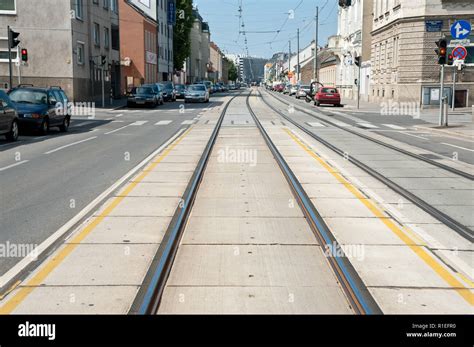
[339,97,473,139]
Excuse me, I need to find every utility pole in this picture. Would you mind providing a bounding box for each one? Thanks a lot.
[439,64,445,126]
[7,26,13,89]
[297,28,300,83]
[314,6,319,82]
[288,40,291,82]
[452,67,456,111]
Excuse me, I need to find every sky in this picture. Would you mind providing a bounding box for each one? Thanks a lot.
[193,0,339,59]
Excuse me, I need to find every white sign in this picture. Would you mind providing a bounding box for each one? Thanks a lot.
[431,89,440,101]
[145,51,157,65]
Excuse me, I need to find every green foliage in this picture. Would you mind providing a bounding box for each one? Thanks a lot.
[227,59,238,82]
[173,0,194,71]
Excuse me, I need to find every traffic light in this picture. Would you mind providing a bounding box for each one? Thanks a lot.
[21,48,28,62]
[101,55,107,66]
[354,56,361,67]
[447,53,454,66]
[8,28,20,49]
[435,38,447,65]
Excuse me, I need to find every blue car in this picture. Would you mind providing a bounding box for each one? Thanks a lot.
[8,86,71,135]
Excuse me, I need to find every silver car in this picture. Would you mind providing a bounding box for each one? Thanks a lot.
[296,85,311,99]
[184,84,210,103]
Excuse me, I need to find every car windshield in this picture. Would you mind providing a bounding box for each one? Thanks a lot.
[189,85,206,91]
[163,83,173,89]
[300,85,310,89]
[176,85,185,90]
[134,87,153,94]
[9,89,48,105]
[321,88,337,93]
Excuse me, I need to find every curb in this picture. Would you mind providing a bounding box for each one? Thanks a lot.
[414,125,473,140]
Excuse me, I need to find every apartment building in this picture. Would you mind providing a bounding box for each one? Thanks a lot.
[209,41,223,82]
[187,7,210,83]
[156,0,174,81]
[0,0,121,102]
[370,0,474,107]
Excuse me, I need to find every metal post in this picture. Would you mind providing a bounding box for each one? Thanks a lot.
[101,65,105,108]
[452,67,456,111]
[7,26,13,90]
[297,28,300,83]
[439,64,445,126]
[314,6,319,82]
[444,95,449,126]
[357,63,361,110]
[17,58,21,85]
[288,41,291,82]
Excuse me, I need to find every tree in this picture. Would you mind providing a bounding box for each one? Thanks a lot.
[227,59,238,82]
[173,0,194,71]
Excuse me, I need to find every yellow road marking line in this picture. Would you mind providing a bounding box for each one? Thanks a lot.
[0,128,193,314]
[457,273,474,288]
[284,128,474,305]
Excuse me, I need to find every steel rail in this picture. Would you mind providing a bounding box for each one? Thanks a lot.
[265,89,474,181]
[130,92,242,314]
[257,89,474,242]
[246,92,383,315]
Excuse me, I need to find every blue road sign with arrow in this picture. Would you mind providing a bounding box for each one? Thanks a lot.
[450,20,471,40]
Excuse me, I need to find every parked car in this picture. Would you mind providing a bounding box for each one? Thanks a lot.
[314,87,342,107]
[296,85,310,99]
[283,84,292,94]
[274,84,285,93]
[161,82,176,102]
[175,84,186,99]
[289,85,298,96]
[0,90,19,141]
[184,84,210,103]
[8,85,71,135]
[197,81,213,94]
[127,86,160,107]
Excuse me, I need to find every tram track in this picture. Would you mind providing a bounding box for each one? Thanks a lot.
[131,91,382,315]
[258,89,474,242]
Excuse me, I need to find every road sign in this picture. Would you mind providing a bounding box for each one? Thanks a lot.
[426,20,443,32]
[452,45,468,60]
[450,20,471,40]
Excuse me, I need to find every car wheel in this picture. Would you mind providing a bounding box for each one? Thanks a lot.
[39,118,49,135]
[59,117,70,132]
[5,120,19,142]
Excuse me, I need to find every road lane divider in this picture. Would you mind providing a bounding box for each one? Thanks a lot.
[0,160,29,172]
[284,128,474,306]
[44,137,97,155]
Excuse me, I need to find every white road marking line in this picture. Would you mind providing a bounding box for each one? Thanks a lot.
[44,137,97,154]
[115,114,124,118]
[155,120,173,125]
[306,122,325,127]
[112,120,125,123]
[71,121,96,128]
[0,160,29,172]
[181,120,195,125]
[0,128,186,289]
[131,121,149,126]
[357,122,379,129]
[331,121,351,127]
[441,143,474,152]
[400,132,428,140]
[383,124,406,130]
[105,125,131,135]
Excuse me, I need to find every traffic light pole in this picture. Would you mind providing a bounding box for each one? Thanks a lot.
[102,65,105,108]
[452,67,456,111]
[357,63,361,110]
[439,64,444,126]
[7,26,13,89]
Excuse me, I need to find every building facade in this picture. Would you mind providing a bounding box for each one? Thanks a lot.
[119,0,158,93]
[186,7,210,83]
[209,41,223,82]
[157,0,174,81]
[0,0,121,103]
[370,0,474,107]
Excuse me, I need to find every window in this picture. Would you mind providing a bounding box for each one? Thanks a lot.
[75,0,83,20]
[94,23,100,46]
[103,0,109,10]
[104,27,110,49]
[111,25,119,50]
[77,42,85,65]
[0,0,16,14]
[111,0,118,13]
[93,0,98,4]
[0,38,18,62]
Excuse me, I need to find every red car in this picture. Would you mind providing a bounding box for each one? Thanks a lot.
[273,84,285,92]
[314,87,342,107]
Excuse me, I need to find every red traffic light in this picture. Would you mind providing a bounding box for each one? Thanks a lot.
[440,47,446,55]
[21,48,28,62]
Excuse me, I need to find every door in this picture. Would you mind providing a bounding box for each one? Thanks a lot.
[0,97,16,133]
[47,91,60,125]
[455,90,467,108]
